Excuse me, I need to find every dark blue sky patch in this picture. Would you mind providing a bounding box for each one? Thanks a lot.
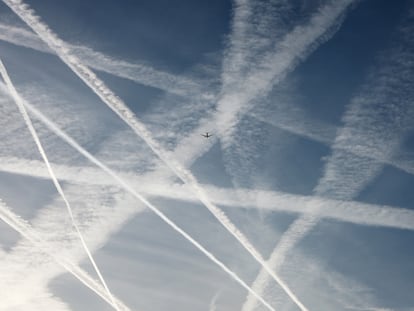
[261,126,331,196]
[191,140,234,189]
[356,164,414,209]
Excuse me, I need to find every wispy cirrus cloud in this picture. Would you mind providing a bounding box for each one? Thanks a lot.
[145,0,356,176]
[0,197,131,311]
[2,156,414,231]
[251,90,414,178]
[0,58,120,310]
[261,247,397,311]
[6,9,413,184]
[243,7,414,310]
[208,290,222,311]
[1,1,309,308]
[215,0,355,142]
[217,0,356,194]
[0,84,275,310]
[0,22,203,97]
[0,0,360,310]
[1,1,410,310]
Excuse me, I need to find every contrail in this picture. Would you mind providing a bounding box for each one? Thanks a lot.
[144,0,357,204]
[215,0,355,143]
[0,59,120,311]
[4,0,356,308]
[0,198,131,311]
[242,7,414,310]
[0,0,386,308]
[14,96,275,310]
[2,1,308,309]
[221,0,355,197]
[157,0,355,186]
[220,0,357,305]
[251,107,414,176]
[221,0,251,90]
[2,156,414,231]
[0,0,352,308]
[0,22,202,96]
[222,0,299,92]
[208,290,222,311]
[0,182,145,310]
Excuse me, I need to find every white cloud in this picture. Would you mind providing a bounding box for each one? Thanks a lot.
[0,22,202,97]
[243,7,414,310]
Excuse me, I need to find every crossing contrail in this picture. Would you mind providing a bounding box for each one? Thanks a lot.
[242,6,414,310]
[2,156,414,232]
[0,198,131,311]
[2,19,412,177]
[218,0,356,189]
[0,22,202,97]
[215,0,355,144]
[1,1,309,309]
[9,95,275,310]
[0,58,120,311]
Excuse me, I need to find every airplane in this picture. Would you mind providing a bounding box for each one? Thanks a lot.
[201,132,213,138]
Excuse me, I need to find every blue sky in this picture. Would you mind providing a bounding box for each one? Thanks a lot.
[0,0,413,310]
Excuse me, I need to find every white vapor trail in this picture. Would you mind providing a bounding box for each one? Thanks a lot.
[251,105,414,177]
[221,0,251,90]
[208,290,222,311]
[195,0,355,196]
[0,59,120,310]
[0,198,131,311]
[2,1,308,309]
[1,0,410,310]
[222,0,299,93]
[215,0,355,143]
[0,0,356,308]
[138,0,355,184]
[242,8,414,310]
[0,0,392,308]
[2,156,414,232]
[0,22,202,96]
[14,95,274,310]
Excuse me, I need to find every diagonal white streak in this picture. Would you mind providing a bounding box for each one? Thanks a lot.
[128,0,355,184]
[0,22,202,96]
[2,1,308,309]
[1,0,355,307]
[221,0,251,89]
[0,198,131,311]
[242,8,414,310]
[215,0,355,142]
[251,108,414,177]
[0,0,366,310]
[0,59,120,311]
[156,0,355,198]
[14,93,274,310]
[2,156,414,231]
[1,19,413,177]
[1,0,356,307]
